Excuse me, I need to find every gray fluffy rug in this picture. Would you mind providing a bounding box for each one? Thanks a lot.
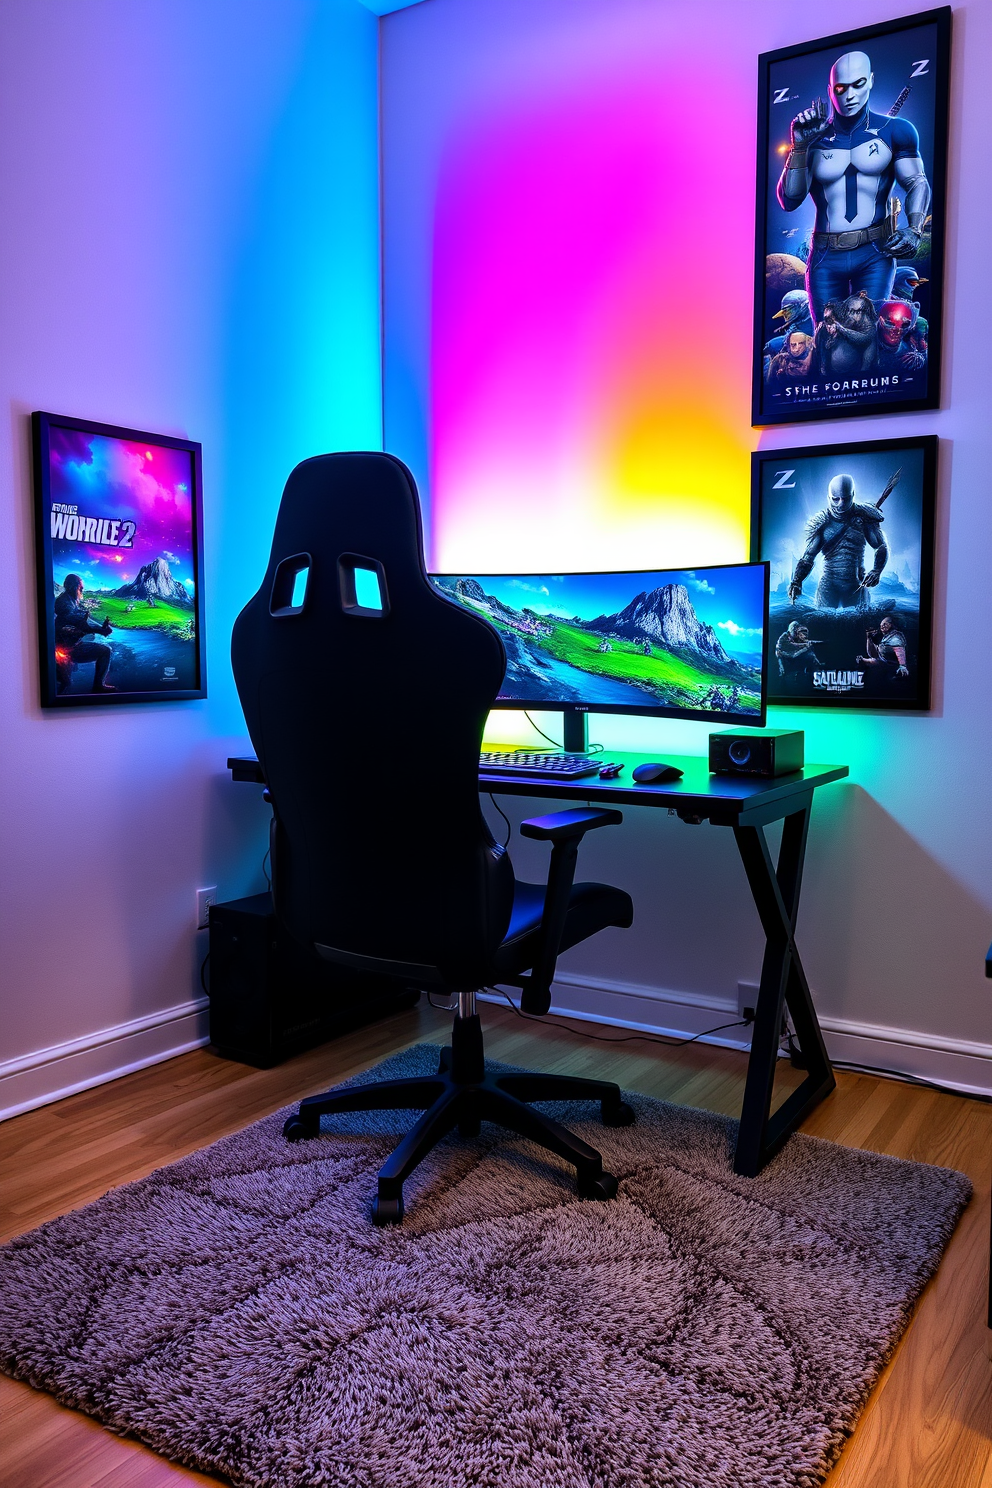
[0,1044,971,1488]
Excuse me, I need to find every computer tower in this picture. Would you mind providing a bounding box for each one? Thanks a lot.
[207,893,419,1068]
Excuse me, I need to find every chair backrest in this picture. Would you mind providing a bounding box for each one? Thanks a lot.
[231,452,514,989]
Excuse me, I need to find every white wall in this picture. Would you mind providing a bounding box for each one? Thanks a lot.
[381,0,992,1091]
[0,0,383,1116]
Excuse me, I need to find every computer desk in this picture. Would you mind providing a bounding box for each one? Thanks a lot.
[228,750,849,1179]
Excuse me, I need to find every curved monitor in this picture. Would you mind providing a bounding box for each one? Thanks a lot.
[430,563,769,728]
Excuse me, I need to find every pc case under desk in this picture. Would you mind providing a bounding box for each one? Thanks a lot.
[207,893,419,1068]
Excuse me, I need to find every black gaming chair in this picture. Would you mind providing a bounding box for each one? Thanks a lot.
[231,452,635,1224]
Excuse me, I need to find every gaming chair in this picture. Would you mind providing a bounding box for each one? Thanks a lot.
[231,452,634,1223]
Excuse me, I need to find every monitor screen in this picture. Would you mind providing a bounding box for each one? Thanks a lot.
[430,564,768,726]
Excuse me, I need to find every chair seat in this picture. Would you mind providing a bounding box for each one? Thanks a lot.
[492,878,633,978]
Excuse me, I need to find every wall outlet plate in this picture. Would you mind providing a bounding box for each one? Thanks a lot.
[737,980,759,1021]
[196,887,218,930]
[739,979,791,1047]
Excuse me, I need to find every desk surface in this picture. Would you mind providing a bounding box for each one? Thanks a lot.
[228,751,848,827]
[480,751,847,826]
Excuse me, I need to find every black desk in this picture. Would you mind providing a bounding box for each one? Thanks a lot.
[228,750,849,1177]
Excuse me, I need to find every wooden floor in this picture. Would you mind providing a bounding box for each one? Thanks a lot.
[1,998,990,1487]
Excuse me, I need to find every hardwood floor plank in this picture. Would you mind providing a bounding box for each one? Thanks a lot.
[0,1376,221,1488]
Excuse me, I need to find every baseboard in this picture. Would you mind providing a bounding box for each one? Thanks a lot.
[482,973,992,1098]
[480,975,749,1050]
[0,998,211,1123]
[9,973,990,1125]
[816,1016,992,1098]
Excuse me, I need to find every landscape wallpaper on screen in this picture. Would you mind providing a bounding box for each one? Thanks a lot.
[47,428,198,696]
[431,567,765,718]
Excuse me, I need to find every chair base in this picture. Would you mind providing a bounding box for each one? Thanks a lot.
[283,1011,635,1224]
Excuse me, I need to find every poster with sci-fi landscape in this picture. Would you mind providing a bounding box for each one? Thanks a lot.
[753,9,949,425]
[34,414,205,706]
[431,566,768,724]
[751,436,936,709]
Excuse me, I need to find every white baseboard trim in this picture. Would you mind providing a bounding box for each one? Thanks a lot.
[817,1016,992,1098]
[8,973,990,1126]
[0,998,211,1123]
[482,973,992,1098]
[480,975,750,1050]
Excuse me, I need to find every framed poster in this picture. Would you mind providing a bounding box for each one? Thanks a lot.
[751,435,936,709]
[33,411,206,707]
[752,8,950,426]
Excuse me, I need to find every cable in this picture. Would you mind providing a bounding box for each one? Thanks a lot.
[521,712,562,750]
[199,952,210,997]
[830,1058,992,1104]
[784,1025,990,1103]
[492,985,752,1048]
[518,712,605,755]
[486,793,512,850]
[431,990,988,1102]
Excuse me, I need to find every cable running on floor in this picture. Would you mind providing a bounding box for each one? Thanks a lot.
[491,986,752,1048]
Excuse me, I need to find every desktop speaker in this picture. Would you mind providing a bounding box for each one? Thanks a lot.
[708,729,804,778]
[207,893,419,1068]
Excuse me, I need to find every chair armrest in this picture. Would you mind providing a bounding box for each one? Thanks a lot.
[520,807,623,842]
[517,808,622,1015]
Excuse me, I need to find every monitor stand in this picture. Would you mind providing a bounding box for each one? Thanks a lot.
[562,712,589,754]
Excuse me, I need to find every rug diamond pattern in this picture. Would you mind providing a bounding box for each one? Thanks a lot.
[0,1044,970,1488]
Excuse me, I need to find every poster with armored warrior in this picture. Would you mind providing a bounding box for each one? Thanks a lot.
[752,9,950,425]
[751,436,936,709]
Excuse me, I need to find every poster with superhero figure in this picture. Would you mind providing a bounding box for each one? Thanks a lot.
[751,436,936,709]
[33,412,205,707]
[752,9,950,426]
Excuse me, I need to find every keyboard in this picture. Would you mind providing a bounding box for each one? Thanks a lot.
[479,750,603,780]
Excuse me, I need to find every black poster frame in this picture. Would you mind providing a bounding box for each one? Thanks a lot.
[752,8,951,427]
[750,434,937,710]
[33,411,207,708]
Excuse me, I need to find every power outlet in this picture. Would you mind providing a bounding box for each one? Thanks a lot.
[196,886,218,930]
[737,979,759,1023]
[738,979,790,1045]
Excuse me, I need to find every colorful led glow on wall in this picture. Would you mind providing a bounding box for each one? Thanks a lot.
[426,21,757,574]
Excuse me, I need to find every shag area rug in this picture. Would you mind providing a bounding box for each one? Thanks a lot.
[0,1044,971,1488]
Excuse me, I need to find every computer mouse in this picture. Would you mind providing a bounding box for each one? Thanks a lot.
[632,761,684,784]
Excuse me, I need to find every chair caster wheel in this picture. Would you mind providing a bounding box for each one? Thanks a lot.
[372,1194,404,1226]
[283,1115,317,1142]
[578,1170,619,1201]
[602,1101,636,1128]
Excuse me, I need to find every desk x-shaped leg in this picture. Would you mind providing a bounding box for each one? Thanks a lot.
[732,793,835,1176]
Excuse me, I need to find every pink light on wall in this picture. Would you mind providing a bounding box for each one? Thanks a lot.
[429,29,755,573]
